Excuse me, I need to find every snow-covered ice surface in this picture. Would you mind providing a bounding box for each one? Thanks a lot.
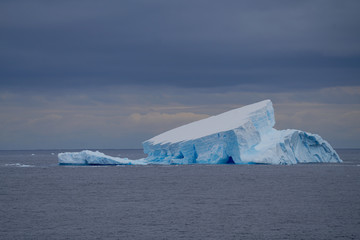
[58,100,342,165]
[147,100,275,145]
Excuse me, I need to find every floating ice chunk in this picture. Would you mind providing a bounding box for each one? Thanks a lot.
[58,150,146,165]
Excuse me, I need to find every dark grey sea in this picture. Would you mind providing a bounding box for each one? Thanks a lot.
[1,149,359,240]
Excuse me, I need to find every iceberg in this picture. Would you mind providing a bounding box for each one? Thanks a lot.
[58,100,342,165]
[143,100,341,165]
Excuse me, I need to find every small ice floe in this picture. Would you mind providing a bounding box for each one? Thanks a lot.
[58,150,147,165]
[51,153,55,155]
[31,154,35,156]
[5,163,34,167]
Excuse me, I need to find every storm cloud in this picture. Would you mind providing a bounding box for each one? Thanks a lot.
[2,0,360,89]
[0,0,359,149]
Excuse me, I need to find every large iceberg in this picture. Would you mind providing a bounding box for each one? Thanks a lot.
[143,100,341,165]
[58,100,342,165]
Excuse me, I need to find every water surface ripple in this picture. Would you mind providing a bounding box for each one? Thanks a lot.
[1,149,359,239]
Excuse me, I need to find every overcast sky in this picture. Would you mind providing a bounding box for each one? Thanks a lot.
[1,0,359,149]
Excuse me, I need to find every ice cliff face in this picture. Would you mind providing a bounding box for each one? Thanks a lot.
[143,100,342,165]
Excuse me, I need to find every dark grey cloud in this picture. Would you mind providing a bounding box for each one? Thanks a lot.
[1,0,360,91]
[1,1,360,149]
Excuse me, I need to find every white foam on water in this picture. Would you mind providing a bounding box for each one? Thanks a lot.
[5,163,34,167]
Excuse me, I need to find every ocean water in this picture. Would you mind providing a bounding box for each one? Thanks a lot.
[0,149,359,240]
